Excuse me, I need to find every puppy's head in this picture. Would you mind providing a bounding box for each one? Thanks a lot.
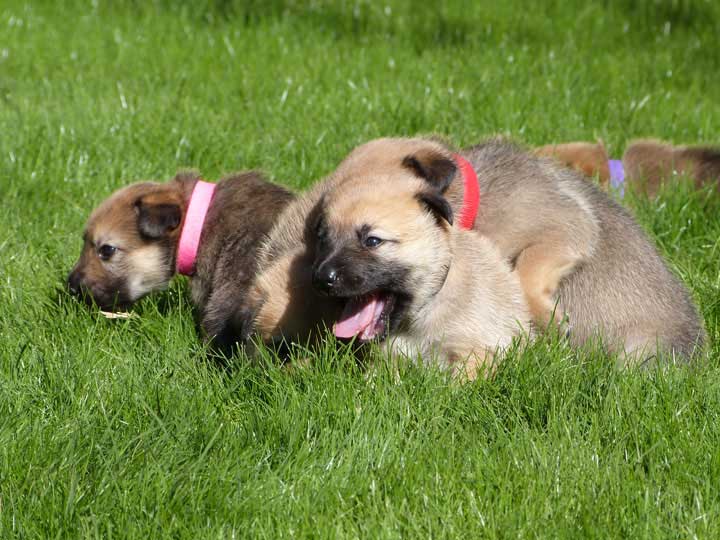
[311,172,454,341]
[67,174,195,310]
[332,137,459,193]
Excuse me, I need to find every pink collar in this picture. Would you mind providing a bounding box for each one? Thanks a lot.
[453,154,480,230]
[176,180,216,276]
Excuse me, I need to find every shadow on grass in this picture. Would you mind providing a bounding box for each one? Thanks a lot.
[613,0,717,30]
[118,0,720,49]
[109,0,485,50]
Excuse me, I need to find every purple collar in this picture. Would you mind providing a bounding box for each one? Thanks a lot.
[608,159,625,197]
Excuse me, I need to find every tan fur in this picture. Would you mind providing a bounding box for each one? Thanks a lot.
[320,177,530,380]
[251,249,342,344]
[535,142,610,186]
[514,242,578,327]
[249,137,705,362]
[125,244,172,300]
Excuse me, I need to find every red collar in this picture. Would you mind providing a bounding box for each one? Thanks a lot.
[453,153,480,230]
[176,180,216,276]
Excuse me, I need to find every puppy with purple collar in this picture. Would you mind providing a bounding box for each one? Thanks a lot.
[535,139,720,197]
[67,170,294,352]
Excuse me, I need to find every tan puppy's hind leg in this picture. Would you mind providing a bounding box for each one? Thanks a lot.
[515,244,581,330]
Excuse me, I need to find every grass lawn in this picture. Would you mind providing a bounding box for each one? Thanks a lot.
[2,0,720,537]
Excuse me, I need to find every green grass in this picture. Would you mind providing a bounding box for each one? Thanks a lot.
[1,0,720,537]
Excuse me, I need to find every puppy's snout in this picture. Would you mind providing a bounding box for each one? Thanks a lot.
[67,270,84,296]
[313,263,340,294]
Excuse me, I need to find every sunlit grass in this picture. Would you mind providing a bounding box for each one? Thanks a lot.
[1,1,719,537]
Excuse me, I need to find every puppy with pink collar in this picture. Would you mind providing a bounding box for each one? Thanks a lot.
[67,170,294,352]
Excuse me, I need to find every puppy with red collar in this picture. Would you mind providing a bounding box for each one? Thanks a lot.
[67,171,294,352]
[311,159,531,379]
[248,137,705,362]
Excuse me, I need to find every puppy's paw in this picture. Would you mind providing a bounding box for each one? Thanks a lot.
[450,349,496,382]
[201,316,240,358]
[234,306,259,343]
[526,291,556,327]
[528,293,571,338]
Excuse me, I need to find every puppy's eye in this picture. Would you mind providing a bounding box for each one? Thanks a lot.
[364,236,383,248]
[98,244,117,261]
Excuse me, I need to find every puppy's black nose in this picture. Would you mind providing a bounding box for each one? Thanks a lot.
[313,265,339,293]
[67,270,83,296]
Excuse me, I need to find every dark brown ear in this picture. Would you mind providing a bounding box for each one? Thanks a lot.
[173,170,202,182]
[172,170,202,188]
[171,170,202,199]
[402,148,457,192]
[416,191,453,226]
[135,195,182,239]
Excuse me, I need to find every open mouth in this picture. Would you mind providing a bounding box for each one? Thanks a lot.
[333,292,396,341]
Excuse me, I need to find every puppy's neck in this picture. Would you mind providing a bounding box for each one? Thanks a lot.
[442,154,480,229]
[453,153,480,229]
[403,232,459,333]
[176,179,217,276]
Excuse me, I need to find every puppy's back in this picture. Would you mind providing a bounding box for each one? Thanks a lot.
[624,139,720,195]
[192,172,295,346]
[676,145,720,190]
[466,139,600,264]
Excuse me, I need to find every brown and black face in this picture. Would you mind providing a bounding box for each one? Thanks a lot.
[67,181,186,311]
[311,177,454,341]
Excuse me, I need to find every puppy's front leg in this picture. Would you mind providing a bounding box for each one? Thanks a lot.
[201,282,257,355]
[251,249,342,345]
[250,254,299,342]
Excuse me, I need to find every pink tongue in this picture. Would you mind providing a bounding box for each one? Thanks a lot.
[333,294,386,339]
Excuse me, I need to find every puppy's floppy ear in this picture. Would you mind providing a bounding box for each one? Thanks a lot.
[135,195,182,239]
[402,148,457,192]
[172,170,202,189]
[303,196,327,247]
[416,191,453,226]
[173,170,202,183]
